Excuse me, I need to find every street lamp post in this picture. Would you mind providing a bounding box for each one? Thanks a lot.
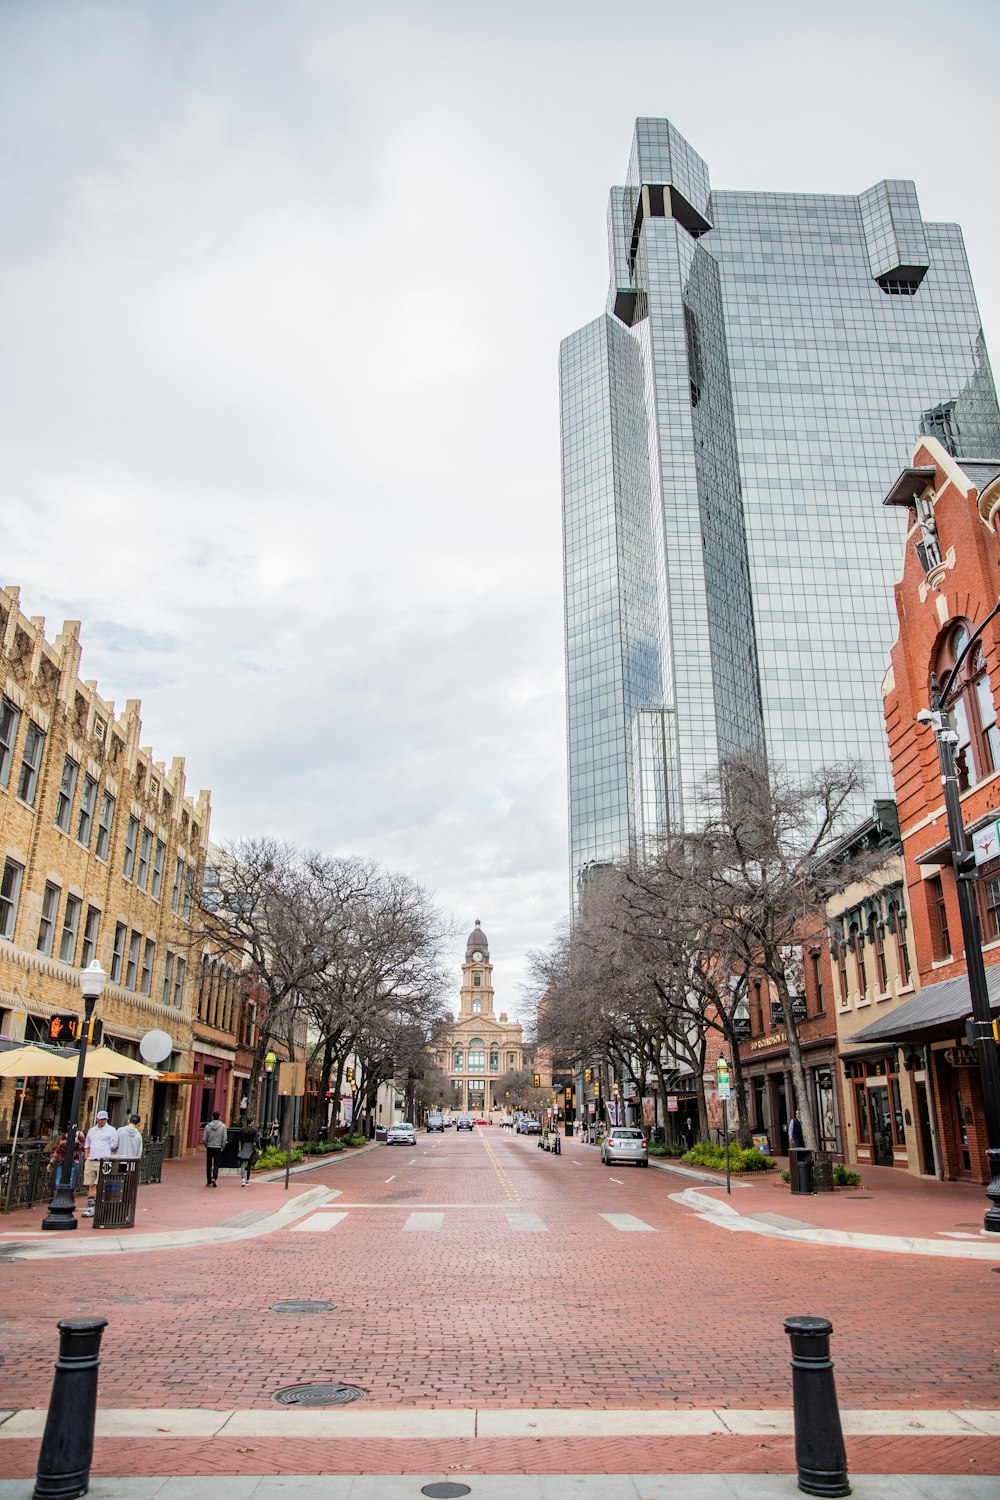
[263,1050,277,1133]
[920,597,1000,1232]
[41,961,107,1232]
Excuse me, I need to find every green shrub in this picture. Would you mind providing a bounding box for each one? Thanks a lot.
[833,1164,861,1187]
[343,1133,367,1147]
[781,1167,791,1183]
[252,1146,304,1171]
[681,1142,776,1173]
[647,1142,669,1156]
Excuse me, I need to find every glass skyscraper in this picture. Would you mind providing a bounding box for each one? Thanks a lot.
[561,117,1000,896]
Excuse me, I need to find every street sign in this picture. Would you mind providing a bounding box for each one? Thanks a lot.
[667,1095,678,1112]
[277,1061,306,1096]
[717,1059,731,1101]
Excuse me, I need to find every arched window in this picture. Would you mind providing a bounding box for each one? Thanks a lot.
[489,1049,499,1072]
[850,921,867,997]
[472,997,481,1013]
[936,622,999,790]
[454,1049,463,1071]
[468,1038,485,1072]
[867,911,888,992]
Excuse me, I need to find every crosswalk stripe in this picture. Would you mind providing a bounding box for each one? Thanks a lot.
[599,1212,655,1233]
[402,1212,444,1232]
[290,1212,348,1233]
[507,1212,546,1232]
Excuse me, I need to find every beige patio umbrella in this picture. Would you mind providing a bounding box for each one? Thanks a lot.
[0,1045,114,1145]
[81,1046,161,1078]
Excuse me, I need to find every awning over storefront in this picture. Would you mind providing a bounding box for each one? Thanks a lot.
[849,965,1000,1047]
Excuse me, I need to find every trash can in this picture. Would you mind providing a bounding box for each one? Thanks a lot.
[812,1150,835,1193]
[92,1159,139,1229]
[789,1146,813,1195]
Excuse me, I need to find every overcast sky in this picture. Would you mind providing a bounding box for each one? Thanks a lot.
[2,0,998,1015]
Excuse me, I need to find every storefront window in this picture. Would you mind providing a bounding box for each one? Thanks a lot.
[889,1077,905,1145]
[854,1082,870,1144]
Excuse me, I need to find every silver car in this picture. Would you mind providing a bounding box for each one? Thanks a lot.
[386,1122,416,1145]
[601,1128,648,1167]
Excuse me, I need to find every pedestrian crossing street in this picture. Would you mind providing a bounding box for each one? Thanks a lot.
[290,1207,656,1234]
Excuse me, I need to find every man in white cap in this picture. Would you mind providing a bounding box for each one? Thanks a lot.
[82,1108,119,1218]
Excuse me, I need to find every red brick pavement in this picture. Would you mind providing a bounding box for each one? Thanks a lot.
[2,1435,999,1478]
[2,1131,998,1475]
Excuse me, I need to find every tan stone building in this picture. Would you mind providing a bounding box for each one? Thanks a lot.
[434,922,525,1116]
[0,586,210,1155]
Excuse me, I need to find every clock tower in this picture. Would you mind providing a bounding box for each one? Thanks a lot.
[431,920,525,1118]
[460,920,494,1017]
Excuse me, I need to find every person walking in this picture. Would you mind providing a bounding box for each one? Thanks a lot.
[237,1126,261,1186]
[115,1114,144,1160]
[787,1112,805,1150]
[82,1109,119,1218]
[202,1111,227,1187]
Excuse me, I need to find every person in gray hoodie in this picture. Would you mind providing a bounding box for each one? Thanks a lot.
[115,1115,144,1160]
[202,1111,228,1186]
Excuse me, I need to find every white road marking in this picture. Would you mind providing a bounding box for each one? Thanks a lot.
[384,1176,396,1183]
[507,1212,546,1233]
[609,1177,623,1184]
[600,1212,655,1233]
[403,1212,444,1232]
[290,1211,348,1233]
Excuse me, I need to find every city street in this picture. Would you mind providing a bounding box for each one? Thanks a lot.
[1,1128,998,1483]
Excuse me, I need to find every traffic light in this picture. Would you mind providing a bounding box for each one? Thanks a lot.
[564,1086,572,1101]
[345,1067,354,1083]
[593,1080,600,1099]
[533,1073,541,1089]
[584,1068,592,1083]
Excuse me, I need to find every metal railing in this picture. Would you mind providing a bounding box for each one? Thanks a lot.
[1,1137,166,1211]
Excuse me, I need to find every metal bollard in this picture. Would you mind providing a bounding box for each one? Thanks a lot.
[33,1318,108,1500]
[784,1316,850,1497]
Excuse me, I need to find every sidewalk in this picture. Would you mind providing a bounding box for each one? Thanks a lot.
[649,1155,1000,1258]
[0,1144,371,1258]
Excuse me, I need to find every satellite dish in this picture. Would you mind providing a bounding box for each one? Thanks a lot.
[139,1029,173,1065]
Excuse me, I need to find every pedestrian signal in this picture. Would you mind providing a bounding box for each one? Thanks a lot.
[47,1014,102,1046]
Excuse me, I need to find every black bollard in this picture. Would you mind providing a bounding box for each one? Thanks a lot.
[33,1318,108,1500]
[784,1316,850,1497]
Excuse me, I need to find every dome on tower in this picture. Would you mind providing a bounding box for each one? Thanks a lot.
[465,921,489,961]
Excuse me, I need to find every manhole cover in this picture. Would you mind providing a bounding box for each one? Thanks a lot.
[421,1486,472,1499]
[270,1300,335,1314]
[272,1382,365,1406]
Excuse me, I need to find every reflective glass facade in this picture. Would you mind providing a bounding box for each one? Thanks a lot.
[561,117,1000,896]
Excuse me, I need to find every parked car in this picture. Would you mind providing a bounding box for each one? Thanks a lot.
[426,1112,444,1132]
[519,1118,541,1135]
[442,1115,456,1128]
[601,1127,648,1166]
[456,1115,474,1131]
[386,1122,417,1146]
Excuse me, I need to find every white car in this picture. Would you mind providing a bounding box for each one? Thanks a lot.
[386,1122,416,1145]
[601,1127,648,1166]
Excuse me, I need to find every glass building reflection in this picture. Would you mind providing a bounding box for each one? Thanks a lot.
[561,117,1000,898]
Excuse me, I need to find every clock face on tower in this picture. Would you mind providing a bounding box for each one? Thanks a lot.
[472,950,483,962]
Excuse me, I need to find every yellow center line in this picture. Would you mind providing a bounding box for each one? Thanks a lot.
[479,1129,519,1203]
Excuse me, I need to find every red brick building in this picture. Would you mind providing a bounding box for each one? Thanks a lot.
[851,437,1000,1183]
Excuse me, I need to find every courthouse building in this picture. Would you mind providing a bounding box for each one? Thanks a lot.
[0,586,211,1155]
[435,922,525,1116]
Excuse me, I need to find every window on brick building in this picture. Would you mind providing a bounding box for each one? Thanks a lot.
[751,979,763,1032]
[837,942,850,1005]
[0,858,23,940]
[125,929,141,989]
[59,895,81,964]
[16,722,44,806]
[979,873,1000,943]
[77,775,97,847]
[928,875,951,961]
[123,816,139,879]
[151,839,165,900]
[850,922,868,997]
[936,624,999,789]
[162,951,175,1007]
[55,756,78,832]
[136,828,152,891]
[140,938,155,995]
[172,856,184,912]
[95,791,115,861]
[889,899,912,985]
[172,957,186,1008]
[809,950,825,1012]
[37,882,60,956]
[868,912,888,992]
[110,922,126,983]
[0,698,20,787]
[81,906,100,968]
